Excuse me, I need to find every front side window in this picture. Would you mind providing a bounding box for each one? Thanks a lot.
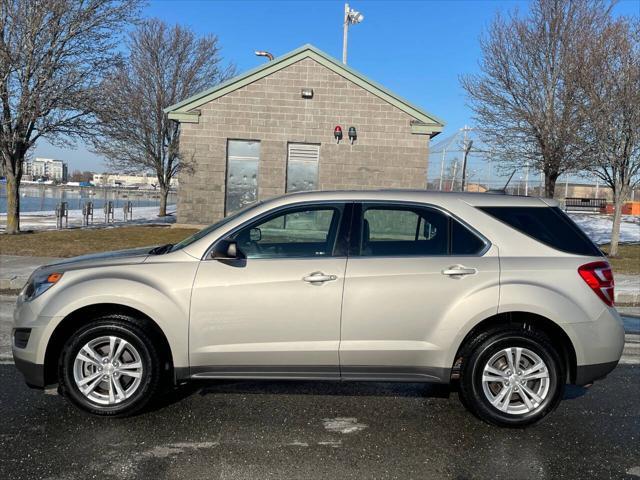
[225,140,260,215]
[233,206,342,258]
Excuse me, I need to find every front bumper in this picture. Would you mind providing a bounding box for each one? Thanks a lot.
[12,296,59,389]
[14,355,46,389]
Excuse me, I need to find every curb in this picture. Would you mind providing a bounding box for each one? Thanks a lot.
[616,291,640,305]
[0,276,28,290]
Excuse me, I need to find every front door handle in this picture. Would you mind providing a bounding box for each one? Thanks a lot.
[303,272,337,283]
[442,265,477,276]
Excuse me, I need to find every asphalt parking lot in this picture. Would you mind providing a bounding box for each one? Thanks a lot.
[0,363,639,480]
[1,293,639,480]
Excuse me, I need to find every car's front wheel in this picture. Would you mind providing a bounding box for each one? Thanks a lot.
[458,327,565,427]
[59,315,162,416]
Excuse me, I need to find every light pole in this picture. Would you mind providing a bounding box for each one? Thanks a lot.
[343,3,364,64]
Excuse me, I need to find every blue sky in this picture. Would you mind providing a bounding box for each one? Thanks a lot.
[35,0,640,172]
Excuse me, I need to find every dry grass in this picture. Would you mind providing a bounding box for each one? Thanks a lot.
[0,226,198,258]
[600,243,640,276]
[1,226,637,276]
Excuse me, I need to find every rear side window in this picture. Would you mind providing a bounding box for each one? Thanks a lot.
[358,205,487,256]
[479,206,601,256]
[362,207,448,256]
[451,220,486,255]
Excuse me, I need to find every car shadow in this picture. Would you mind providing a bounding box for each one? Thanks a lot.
[148,378,590,413]
[148,379,453,413]
[563,384,590,400]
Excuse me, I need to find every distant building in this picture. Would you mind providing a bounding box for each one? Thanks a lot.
[92,172,178,189]
[25,157,68,182]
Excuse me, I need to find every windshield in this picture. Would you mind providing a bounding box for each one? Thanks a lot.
[170,202,264,252]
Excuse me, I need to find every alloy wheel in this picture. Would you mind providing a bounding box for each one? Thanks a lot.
[481,347,550,415]
[73,335,144,405]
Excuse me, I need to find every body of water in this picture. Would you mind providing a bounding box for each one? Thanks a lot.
[0,184,177,213]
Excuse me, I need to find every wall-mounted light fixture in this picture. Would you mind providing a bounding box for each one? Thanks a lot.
[334,126,343,144]
[348,126,357,144]
[301,88,314,99]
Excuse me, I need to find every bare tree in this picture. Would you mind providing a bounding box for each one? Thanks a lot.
[578,18,640,256]
[92,19,235,217]
[461,0,612,197]
[0,0,140,234]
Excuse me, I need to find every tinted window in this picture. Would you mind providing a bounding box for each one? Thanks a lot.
[451,220,486,255]
[479,206,601,256]
[233,206,341,258]
[361,207,448,256]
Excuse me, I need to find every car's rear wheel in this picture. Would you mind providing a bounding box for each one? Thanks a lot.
[59,315,162,416]
[458,327,565,427]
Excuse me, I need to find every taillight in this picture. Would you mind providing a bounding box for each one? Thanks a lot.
[578,262,615,306]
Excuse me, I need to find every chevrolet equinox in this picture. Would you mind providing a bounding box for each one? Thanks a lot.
[12,191,625,426]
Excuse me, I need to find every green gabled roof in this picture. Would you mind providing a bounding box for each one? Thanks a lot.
[165,44,445,132]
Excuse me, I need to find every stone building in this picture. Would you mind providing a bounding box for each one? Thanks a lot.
[166,45,444,225]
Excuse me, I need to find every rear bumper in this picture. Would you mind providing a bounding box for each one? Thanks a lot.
[14,355,45,389]
[574,360,619,386]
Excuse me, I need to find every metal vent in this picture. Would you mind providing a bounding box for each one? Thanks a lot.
[287,143,320,193]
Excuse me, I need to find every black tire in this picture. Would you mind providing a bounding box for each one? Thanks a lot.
[458,326,565,427]
[58,314,162,417]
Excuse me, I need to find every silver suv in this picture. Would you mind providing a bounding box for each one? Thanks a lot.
[12,191,624,426]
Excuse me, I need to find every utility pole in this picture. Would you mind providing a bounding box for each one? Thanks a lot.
[524,162,529,196]
[438,144,448,191]
[451,160,458,192]
[342,3,364,64]
[460,125,473,192]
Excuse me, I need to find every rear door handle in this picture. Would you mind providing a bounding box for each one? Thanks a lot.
[303,272,337,283]
[442,266,477,276]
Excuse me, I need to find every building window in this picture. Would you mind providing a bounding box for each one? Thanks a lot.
[226,140,260,215]
[286,143,320,193]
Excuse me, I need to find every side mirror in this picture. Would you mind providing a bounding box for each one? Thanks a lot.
[249,227,262,242]
[211,239,245,260]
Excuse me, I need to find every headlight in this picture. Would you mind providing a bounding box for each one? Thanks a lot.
[22,271,63,302]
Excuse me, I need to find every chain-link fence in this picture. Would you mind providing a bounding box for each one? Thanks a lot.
[427,127,640,202]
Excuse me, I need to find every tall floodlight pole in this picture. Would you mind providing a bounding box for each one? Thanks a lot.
[343,3,364,64]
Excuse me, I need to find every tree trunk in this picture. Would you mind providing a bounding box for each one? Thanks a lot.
[608,189,626,257]
[4,172,20,234]
[158,184,169,217]
[544,171,558,198]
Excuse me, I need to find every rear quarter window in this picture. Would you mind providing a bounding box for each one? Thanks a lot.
[479,206,602,256]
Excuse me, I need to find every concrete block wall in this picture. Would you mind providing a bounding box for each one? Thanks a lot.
[178,57,430,225]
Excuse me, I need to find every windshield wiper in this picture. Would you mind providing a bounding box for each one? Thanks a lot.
[149,243,173,255]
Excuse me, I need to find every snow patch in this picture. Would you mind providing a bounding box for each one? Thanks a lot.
[0,204,177,231]
[140,441,218,459]
[322,417,368,434]
[568,213,639,245]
